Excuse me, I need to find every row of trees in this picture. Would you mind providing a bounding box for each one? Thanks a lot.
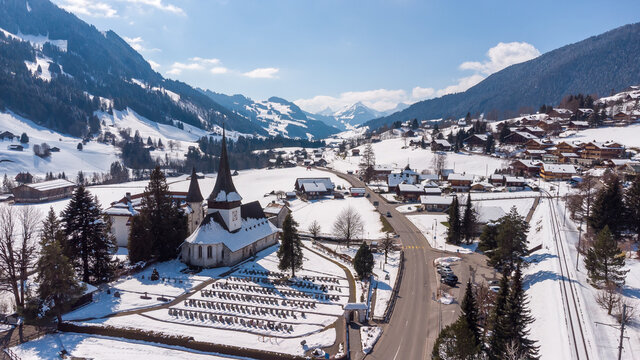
[433,266,538,360]
[478,207,530,274]
[446,195,477,245]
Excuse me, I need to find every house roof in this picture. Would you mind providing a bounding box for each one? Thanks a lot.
[433,139,451,147]
[542,163,576,174]
[296,178,334,190]
[302,182,327,193]
[420,195,458,205]
[398,183,425,193]
[24,179,75,191]
[448,173,474,181]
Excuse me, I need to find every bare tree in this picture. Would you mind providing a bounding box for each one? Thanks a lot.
[358,143,376,183]
[380,232,394,264]
[616,298,637,324]
[332,207,364,248]
[475,282,492,337]
[596,281,621,315]
[432,152,447,176]
[0,206,41,310]
[307,220,321,241]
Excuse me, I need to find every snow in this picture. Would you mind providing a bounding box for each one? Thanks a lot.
[10,333,246,360]
[564,123,640,148]
[407,213,476,254]
[16,31,68,52]
[360,326,382,354]
[24,56,54,81]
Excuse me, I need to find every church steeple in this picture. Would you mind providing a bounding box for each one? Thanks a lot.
[208,127,242,211]
[186,167,203,203]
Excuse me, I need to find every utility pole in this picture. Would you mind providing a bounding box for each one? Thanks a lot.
[618,304,626,360]
[576,220,583,271]
[563,192,568,227]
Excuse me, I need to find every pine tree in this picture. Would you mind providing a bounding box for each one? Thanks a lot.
[478,223,498,253]
[61,186,115,283]
[461,280,481,346]
[584,226,628,288]
[37,208,84,323]
[506,265,539,359]
[488,207,529,273]
[432,317,483,360]
[128,215,153,263]
[137,167,187,261]
[446,196,462,245]
[277,214,304,278]
[461,195,477,244]
[488,273,511,359]
[359,143,376,183]
[353,243,374,280]
[624,176,640,239]
[588,175,625,239]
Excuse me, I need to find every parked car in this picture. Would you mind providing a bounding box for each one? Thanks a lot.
[441,275,458,286]
[488,280,500,286]
[438,267,454,276]
[386,211,392,217]
[489,286,500,293]
[373,201,379,206]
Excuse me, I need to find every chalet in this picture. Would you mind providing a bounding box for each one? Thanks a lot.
[580,141,624,161]
[423,187,442,196]
[396,183,426,202]
[503,131,538,145]
[511,160,542,177]
[420,195,454,212]
[8,144,23,151]
[263,202,291,228]
[504,176,526,191]
[314,158,328,167]
[524,149,546,159]
[431,139,452,151]
[548,108,573,119]
[568,121,589,130]
[613,112,630,122]
[558,152,579,163]
[489,174,505,186]
[180,131,279,268]
[540,163,577,181]
[518,126,545,137]
[0,131,15,140]
[373,164,394,181]
[525,139,554,151]
[576,108,594,118]
[554,142,580,156]
[604,158,634,170]
[447,173,474,192]
[470,182,494,192]
[349,187,366,197]
[536,120,562,134]
[106,169,205,247]
[388,165,419,190]
[11,179,76,203]
[464,134,488,149]
[295,178,334,197]
[622,162,640,181]
[351,148,360,156]
[542,153,559,164]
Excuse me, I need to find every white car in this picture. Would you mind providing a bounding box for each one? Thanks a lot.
[489,286,500,293]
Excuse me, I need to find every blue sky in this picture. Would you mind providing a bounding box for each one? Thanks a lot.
[54,0,640,113]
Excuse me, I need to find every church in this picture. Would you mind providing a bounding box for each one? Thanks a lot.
[180,130,280,268]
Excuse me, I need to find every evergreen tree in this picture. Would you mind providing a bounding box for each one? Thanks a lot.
[478,223,498,253]
[353,243,374,280]
[584,226,628,288]
[485,134,495,154]
[277,214,304,278]
[136,167,187,261]
[505,265,539,359]
[461,279,481,346]
[499,125,510,143]
[488,207,529,273]
[61,186,115,283]
[128,215,153,263]
[588,175,625,239]
[461,195,477,244]
[20,133,29,143]
[446,196,462,245]
[432,317,483,360]
[624,176,640,239]
[37,209,84,323]
[359,143,376,183]
[488,273,511,359]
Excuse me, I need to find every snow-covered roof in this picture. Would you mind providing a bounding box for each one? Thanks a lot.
[398,183,424,193]
[476,205,506,224]
[296,178,334,190]
[184,214,279,252]
[424,187,442,194]
[25,179,75,191]
[302,182,327,193]
[374,164,394,171]
[420,195,453,205]
[214,190,242,202]
[447,173,474,182]
[505,176,526,183]
[418,173,439,181]
[542,163,576,174]
[433,139,451,147]
[509,131,539,140]
[350,187,366,194]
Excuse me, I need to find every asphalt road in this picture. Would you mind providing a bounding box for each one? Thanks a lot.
[324,169,498,360]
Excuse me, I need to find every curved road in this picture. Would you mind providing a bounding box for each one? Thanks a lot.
[325,170,453,359]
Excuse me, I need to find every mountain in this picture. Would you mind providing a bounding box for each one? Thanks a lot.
[333,102,384,129]
[202,90,340,139]
[365,22,640,130]
[0,0,267,138]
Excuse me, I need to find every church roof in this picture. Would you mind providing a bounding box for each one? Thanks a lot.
[208,128,242,204]
[186,168,204,203]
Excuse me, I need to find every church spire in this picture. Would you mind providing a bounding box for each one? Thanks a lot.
[186,167,203,203]
[208,127,242,208]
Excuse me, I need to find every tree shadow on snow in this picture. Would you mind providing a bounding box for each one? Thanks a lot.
[522,270,577,291]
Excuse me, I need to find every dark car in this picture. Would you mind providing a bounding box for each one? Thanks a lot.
[386,211,392,217]
[441,276,458,286]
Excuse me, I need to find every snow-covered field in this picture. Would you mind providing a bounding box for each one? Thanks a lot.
[326,137,507,176]
[10,333,245,360]
[68,245,347,357]
[564,123,640,148]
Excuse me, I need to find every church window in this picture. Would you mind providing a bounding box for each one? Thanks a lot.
[198,246,202,258]
[207,246,212,258]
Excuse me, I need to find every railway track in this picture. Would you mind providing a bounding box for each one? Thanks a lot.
[543,190,591,360]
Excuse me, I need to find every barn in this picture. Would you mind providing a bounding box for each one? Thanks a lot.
[11,179,76,203]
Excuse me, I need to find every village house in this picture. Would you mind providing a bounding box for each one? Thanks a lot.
[622,162,640,181]
[8,144,23,151]
[553,141,581,156]
[420,195,454,212]
[524,149,547,160]
[447,173,474,192]
[351,148,360,156]
[180,132,279,268]
[503,131,539,145]
[580,141,625,161]
[558,152,579,164]
[547,108,573,119]
[540,163,577,181]
[372,164,394,181]
[431,139,452,151]
[463,134,488,150]
[510,160,542,177]
[294,178,335,198]
[263,202,291,228]
[11,178,76,203]
[576,108,594,118]
[396,183,427,202]
[518,126,545,138]
[470,182,494,192]
[387,165,419,190]
[349,187,366,197]
[536,119,563,134]
[525,139,554,151]
[504,176,527,191]
[0,131,15,140]
[568,121,590,130]
[489,174,506,186]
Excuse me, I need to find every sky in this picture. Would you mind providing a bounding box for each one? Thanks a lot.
[53,0,640,113]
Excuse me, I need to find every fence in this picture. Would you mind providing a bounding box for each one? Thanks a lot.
[373,250,405,323]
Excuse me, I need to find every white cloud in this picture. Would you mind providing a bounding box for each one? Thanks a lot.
[55,0,118,17]
[123,36,143,51]
[295,88,417,113]
[412,86,435,100]
[166,61,204,75]
[120,0,185,15]
[147,59,160,70]
[190,57,221,65]
[435,74,485,97]
[459,41,540,75]
[210,67,229,75]
[242,67,279,79]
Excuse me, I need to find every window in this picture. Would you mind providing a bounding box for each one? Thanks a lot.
[198,246,202,258]
[207,246,212,259]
